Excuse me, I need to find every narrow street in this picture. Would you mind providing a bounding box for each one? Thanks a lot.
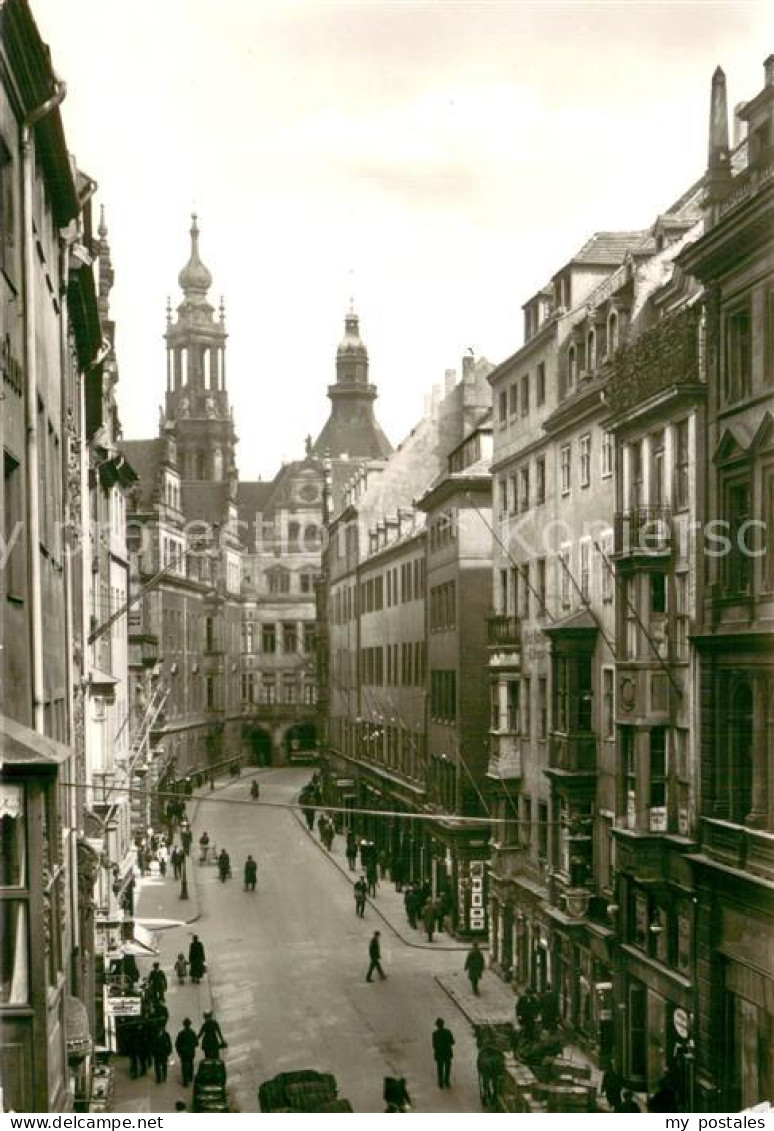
[190,768,481,1113]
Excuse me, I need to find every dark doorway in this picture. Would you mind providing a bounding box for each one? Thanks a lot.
[247,727,273,766]
[284,722,317,762]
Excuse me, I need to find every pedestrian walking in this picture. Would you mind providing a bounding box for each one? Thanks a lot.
[158,852,167,878]
[189,935,206,984]
[354,876,367,917]
[170,847,181,879]
[250,779,259,800]
[465,942,485,995]
[346,832,358,871]
[175,1018,199,1086]
[377,848,388,880]
[174,953,189,984]
[422,899,437,942]
[147,962,168,1003]
[198,1011,227,1059]
[244,854,257,892]
[600,1063,624,1111]
[151,1025,173,1084]
[405,885,419,930]
[199,831,211,864]
[217,848,231,882]
[366,931,387,982]
[432,1019,455,1088]
[366,859,378,897]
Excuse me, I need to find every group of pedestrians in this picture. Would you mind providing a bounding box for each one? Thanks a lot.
[402,882,454,942]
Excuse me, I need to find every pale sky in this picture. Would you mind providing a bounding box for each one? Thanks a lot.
[34,0,771,479]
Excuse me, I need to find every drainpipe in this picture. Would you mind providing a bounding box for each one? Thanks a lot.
[22,79,67,733]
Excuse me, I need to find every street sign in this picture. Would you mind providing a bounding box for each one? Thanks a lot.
[106,996,142,1016]
[673,1007,691,1039]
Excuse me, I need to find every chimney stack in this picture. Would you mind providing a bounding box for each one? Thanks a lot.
[765,54,774,87]
[708,66,730,169]
[462,354,475,383]
[444,368,456,396]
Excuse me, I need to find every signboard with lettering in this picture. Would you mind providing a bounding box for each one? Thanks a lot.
[105,996,142,1016]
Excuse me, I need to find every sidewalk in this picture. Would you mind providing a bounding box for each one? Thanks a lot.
[293,807,470,952]
[435,970,607,1100]
[112,845,215,1113]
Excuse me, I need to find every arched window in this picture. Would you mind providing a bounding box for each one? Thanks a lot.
[586,329,596,372]
[568,346,577,390]
[607,311,619,356]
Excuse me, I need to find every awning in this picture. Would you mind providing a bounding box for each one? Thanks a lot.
[66,995,93,1061]
[122,922,159,956]
[1,714,71,766]
[88,668,118,701]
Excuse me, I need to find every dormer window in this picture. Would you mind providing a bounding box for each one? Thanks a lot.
[568,345,577,390]
[607,311,619,356]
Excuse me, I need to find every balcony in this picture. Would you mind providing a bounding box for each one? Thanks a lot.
[487,732,522,780]
[547,733,597,777]
[614,506,672,557]
[487,613,521,648]
[695,818,774,882]
[129,632,159,667]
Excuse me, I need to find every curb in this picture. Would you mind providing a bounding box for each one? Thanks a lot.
[292,805,469,953]
[434,973,513,1029]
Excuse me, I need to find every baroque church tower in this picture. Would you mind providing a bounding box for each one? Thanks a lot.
[311,305,392,460]
[163,214,237,488]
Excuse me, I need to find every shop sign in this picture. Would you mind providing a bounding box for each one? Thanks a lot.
[106,996,142,1016]
[336,778,355,789]
[673,1007,691,1039]
[467,860,486,932]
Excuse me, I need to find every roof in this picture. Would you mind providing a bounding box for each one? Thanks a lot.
[120,439,165,507]
[1,713,71,766]
[569,230,653,267]
[312,406,393,461]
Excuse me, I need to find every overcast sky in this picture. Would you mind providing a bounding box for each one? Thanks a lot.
[34,0,770,479]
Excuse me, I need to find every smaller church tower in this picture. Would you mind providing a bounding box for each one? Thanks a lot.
[311,305,392,460]
[164,215,237,483]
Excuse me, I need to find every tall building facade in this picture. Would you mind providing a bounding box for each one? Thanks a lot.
[679,58,774,1110]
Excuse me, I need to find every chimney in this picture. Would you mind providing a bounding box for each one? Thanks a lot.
[733,103,748,147]
[444,368,456,396]
[708,66,730,169]
[462,354,475,383]
[765,54,774,87]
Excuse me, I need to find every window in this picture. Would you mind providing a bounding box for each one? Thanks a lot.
[523,677,531,734]
[520,797,532,848]
[262,623,276,653]
[601,431,614,478]
[509,474,518,515]
[3,452,23,599]
[567,346,577,391]
[538,803,548,860]
[536,362,546,406]
[649,727,668,829]
[507,680,520,732]
[0,139,16,282]
[559,545,571,609]
[580,540,590,601]
[430,670,457,722]
[282,622,297,653]
[535,457,546,505]
[498,480,508,520]
[650,572,667,615]
[498,389,508,424]
[675,573,689,658]
[725,307,752,403]
[299,571,316,594]
[587,328,597,370]
[268,569,290,595]
[241,672,255,703]
[725,481,752,594]
[520,562,530,618]
[624,577,639,659]
[555,655,568,731]
[303,623,316,654]
[536,557,547,614]
[538,677,548,739]
[282,674,297,703]
[520,373,530,416]
[674,420,689,511]
[607,311,619,355]
[651,430,666,507]
[560,445,571,495]
[0,900,29,1004]
[579,434,591,488]
[622,728,636,826]
[261,674,276,704]
[519,466,530,512]
[602,667,614,739]
[509,381,518,417]
[629,440,643,509]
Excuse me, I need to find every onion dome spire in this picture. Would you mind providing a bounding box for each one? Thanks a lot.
[178,213,213,302]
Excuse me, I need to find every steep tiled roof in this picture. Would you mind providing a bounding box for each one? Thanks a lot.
[571,230,653,265]
[120,439,165,507]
